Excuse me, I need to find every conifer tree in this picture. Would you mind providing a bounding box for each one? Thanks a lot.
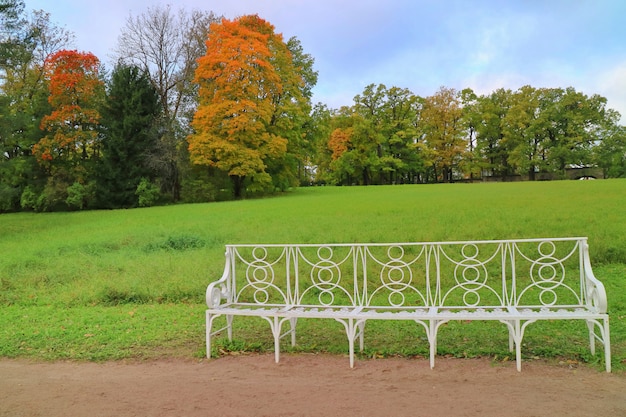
[96,64,161,208]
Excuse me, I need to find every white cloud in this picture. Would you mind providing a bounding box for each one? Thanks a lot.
[23,0,626,124]
[595,61,626,122]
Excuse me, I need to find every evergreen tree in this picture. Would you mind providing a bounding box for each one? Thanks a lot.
[96,64,160,208]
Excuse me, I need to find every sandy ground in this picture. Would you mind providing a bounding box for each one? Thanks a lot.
[1,354,625,417]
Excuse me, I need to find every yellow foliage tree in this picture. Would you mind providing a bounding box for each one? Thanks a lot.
[188,15,290,198]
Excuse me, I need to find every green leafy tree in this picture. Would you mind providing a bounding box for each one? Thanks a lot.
[0,0,24,64]
[543,88,611,175]
[473,88,515,177]
[303,102,332,184]
[378,86,423,183]
[499,86,615,180]
[459,88,482,179]
[0,6,73,211]
[95,63,161,208]
[419,86,466,182]
[324,84,424,185]
[593,117,625,178]
[501,86,551,180]
[265,36,318,190]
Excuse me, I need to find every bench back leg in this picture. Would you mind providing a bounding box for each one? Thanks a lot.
[290,318,297,347]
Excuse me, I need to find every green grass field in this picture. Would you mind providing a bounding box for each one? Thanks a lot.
[1,180,625,370]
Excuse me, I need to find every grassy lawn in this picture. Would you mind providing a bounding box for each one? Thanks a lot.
[1,180,625,371]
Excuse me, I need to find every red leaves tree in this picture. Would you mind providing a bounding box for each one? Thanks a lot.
[33,50,103,181]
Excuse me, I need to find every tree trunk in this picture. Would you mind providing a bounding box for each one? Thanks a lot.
[231,175,244,199]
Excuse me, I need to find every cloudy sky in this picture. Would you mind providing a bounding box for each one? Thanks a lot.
[26,0,626,122]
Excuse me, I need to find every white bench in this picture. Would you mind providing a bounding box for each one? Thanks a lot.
[205,237,611,372]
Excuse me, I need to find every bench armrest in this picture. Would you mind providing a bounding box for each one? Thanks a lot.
[582,242,608,313]
[206,251,232,308]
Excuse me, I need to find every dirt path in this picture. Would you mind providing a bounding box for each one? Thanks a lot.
[1,354,625,417]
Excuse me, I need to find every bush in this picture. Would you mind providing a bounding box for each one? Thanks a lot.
[66,181,95,210]
[135,178,160,207]
[0,184,20,212]
[180,179,217,203]
[20,186,38,211]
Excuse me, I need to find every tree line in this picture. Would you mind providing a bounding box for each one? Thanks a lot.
[318,84,625,186]
[1,1,625,212]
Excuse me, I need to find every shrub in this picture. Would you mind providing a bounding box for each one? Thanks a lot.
[135,178,160,207]
[20,186,38,211]
[66,181,95,210]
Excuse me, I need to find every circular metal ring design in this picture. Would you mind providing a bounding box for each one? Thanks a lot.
[387,266,406,284]
[529,257,565,290]
[387,245,405,261]
[252,265,269,282]
[319,289,335,305]
[388,291,406,307]
[461,244,479,259]
[538,241,556,257]
[252,246,268,261]
[538,264,557,281]
[461,265,481,283]
[539,289,557,306]
[253,289,269,304]
[317,266,335,284]
[454,261,488,287]
[463,290,481,307]
[317,246,333,261]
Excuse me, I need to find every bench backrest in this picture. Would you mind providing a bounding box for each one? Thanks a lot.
[223,238,594,310]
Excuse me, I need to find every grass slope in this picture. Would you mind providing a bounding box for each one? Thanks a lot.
[1,180,624,370]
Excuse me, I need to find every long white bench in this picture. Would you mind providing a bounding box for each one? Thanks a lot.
[205,237,611,372]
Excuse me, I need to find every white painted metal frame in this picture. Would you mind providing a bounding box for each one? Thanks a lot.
[205,237,611,372]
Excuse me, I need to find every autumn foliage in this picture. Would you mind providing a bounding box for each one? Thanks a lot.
[328,128,352,160]
[33,50,103,170]
[188,15,293,198]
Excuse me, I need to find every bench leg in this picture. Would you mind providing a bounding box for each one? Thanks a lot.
[429,320,440,369]
[358,321,365,352]
[273,317,281,363]
[335,318,360,368]
[500,319,524,372]
[260,316,283,363]
[515,320,522,372]
[588,318,612,373]
[603,318,611,373]
[206,311,223,359]
[267,317,282,363]
[226,315,233,341]
[586,320,596,355]
[206,311,213,358]
[290,318,297,347]
[514,320,537,372]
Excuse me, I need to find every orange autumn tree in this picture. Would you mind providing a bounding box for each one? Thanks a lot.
[188,15,291,198]
[328,127,352,161]
[34,50,103,180]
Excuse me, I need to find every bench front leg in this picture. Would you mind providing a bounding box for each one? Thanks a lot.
[586,317,612,373]
[206,311,221,358]
[334,318,365,368]
[261,316,284,363]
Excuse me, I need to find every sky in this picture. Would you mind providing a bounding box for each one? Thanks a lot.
[25,0,626,122]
